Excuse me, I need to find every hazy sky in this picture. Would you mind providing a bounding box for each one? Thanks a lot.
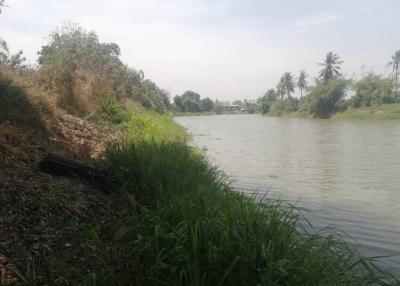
[1,0,400,100]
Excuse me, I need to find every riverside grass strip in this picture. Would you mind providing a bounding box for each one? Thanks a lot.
[87,140,400,286]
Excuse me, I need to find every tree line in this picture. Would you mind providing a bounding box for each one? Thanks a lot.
[257,51,400,118]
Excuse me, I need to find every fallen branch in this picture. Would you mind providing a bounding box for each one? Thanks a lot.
[39,153,98,179]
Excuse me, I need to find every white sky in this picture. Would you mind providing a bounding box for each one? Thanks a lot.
[1,0,400,100]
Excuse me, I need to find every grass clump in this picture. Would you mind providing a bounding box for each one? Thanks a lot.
[120,111,188,143]
[96,96,129,124]
[99,141,399,286]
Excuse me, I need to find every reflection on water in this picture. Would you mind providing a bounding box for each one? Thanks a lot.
[176,114,400,274]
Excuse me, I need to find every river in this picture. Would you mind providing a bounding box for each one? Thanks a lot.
[176,114,400,274]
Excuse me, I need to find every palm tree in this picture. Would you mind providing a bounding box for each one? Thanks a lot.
[319,52,343,82]
[388,50,400,99]
[277,79,285,99]
[297,70,308,99]
[281,72,295,98]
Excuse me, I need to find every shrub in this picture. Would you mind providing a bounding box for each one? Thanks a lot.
[96,96,128,124]
[270,98,299,116]
[305,79,347,118]
[37,23,169,113]
[350,73,395,107]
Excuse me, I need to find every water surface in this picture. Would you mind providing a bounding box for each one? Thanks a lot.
[176,114,400,273]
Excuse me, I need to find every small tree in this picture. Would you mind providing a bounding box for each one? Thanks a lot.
[351,72,394,107]
[200,97,214,112]
[307,79,347,118]
[258,89,277,113]
[174,95,185,112]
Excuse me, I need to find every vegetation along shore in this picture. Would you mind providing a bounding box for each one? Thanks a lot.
[256,51,400,119]
[1,15,400,286]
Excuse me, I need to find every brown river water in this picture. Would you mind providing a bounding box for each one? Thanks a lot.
[176,114,400,274]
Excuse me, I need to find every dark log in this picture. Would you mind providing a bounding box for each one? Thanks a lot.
[39,153,98,179]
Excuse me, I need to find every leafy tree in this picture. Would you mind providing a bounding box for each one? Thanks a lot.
[174,95,185,112]
[306,79,347,118]
[141,79,170,112]
[200,97,214,112]
[257,89,277,113]
[388,50,400,99]
[297,70,308,99]
[350,72,394,107]
[281,72,295,98]
[181,90,200,101]
[319,52,344,83]
[174,90,210,113]
[183,98,200,112]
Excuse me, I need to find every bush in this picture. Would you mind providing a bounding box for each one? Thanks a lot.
[270,98,299,116]
[350,73,395,107]
[305,79,347,118]
[96,96,128,124]
[37,23,169,113]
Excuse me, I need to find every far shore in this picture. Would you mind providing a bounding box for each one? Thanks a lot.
[261,103,400,120]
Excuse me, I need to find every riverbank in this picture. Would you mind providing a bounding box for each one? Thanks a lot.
[332,103,400,120]
[173,111,216,116]
[263,103,400,120]
[1,76,399,284]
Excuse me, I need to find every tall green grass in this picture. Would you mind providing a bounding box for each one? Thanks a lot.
[95,95,188,142]
[101,141,399,286]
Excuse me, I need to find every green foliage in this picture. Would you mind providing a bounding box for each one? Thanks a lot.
[101,141,399,285]
[258,89,277,113]
[200,97,214,112]
[305,79,347,118]
[173,90,213,113]
[96,96,128,124]
[140,79,170,112]
[350,72,395,107]
[270,98,299,116]
[121,111,188,143]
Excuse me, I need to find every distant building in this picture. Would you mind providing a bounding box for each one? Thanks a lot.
[222,105,241,113]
